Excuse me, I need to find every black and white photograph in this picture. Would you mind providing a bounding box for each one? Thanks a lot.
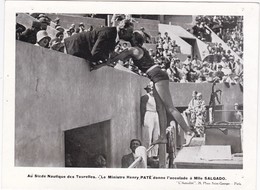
[1,1,259,190]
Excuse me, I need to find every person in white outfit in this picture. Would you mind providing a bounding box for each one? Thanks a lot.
[140,82,160,158]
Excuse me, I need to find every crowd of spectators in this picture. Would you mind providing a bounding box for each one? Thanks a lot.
[16,13,243,85]
[16,13,95,53]
[192,16,243,58]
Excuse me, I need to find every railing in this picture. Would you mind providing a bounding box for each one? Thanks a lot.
[128,146,153,168]
[128,121,179,168]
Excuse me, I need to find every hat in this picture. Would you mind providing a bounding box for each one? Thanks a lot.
[38,17,48,24]
[55,26,65,33]
[56,31,63,37]
[37,30,51,43]
[38,14,46,19]
[234,103,239,106]
[79,22,85,27]
[53,17,60,22]
[69,27,75,32]
[218,65,223,68]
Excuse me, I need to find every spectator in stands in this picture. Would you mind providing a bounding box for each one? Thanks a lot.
[195,75,205,83]
[121,139,142,168]
[163,32,171,42]
[19,21,42,44]
[192,22,200,37]
[35,30,51,48]
[65,30,72,38]
[183,55,192,65]
[228,56,236,71]
[166,59,180,82]
[140,82,160,158]
[234,103,243,122]
[53,17,60,26]
[69,27,75,35]
[191,55,202,69]
[87,25,94,31]
[64,18,134,70]
[38,17,49,30]
[214,65,225,82]
[155,32,163,43]
[180,74,188,83]
[79,22,86,33]
[50,31,64,52]
[140,27,151,43]
[55,25,65,34]
[234,59,243,77]
[16,23,26,40]
[110,30,195,146]
[183,63,197,82]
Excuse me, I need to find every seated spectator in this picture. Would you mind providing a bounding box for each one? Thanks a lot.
[65,30,72,38]
[163,32,171,42]
[195,75,206,83]
[166,60,180,82]
[233,103,243,123]
[53,17,60,26]
[38,17,49,30]
[79,22,86,32]
[180,75,188,83]
[16,23,26,40]
[223,73,236,85]
[228,56,236,71]
[55,25,65,33]
[69,27,75,35]
[35,30,51,48]
[191,55,202,69]
[234,59,243,76]
[140,27,151,43]
[214,65,225,82]
[155,32,163,43]
[183,63,196,82]
[50,31,64,52]
[121,139,142,168]
[183,55,192,65]
[19,21,42,44]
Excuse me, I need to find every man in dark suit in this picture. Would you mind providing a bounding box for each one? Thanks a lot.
[121,139,141,168]
[64,19,134,69]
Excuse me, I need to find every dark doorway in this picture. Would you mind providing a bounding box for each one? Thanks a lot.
[181,37,196,57]
[64,120,110,168]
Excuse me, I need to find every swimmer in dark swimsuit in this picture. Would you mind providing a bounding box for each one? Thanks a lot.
[109,30,195,147]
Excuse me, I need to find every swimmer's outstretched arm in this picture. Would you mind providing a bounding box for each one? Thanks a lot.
[109,47,142,64]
